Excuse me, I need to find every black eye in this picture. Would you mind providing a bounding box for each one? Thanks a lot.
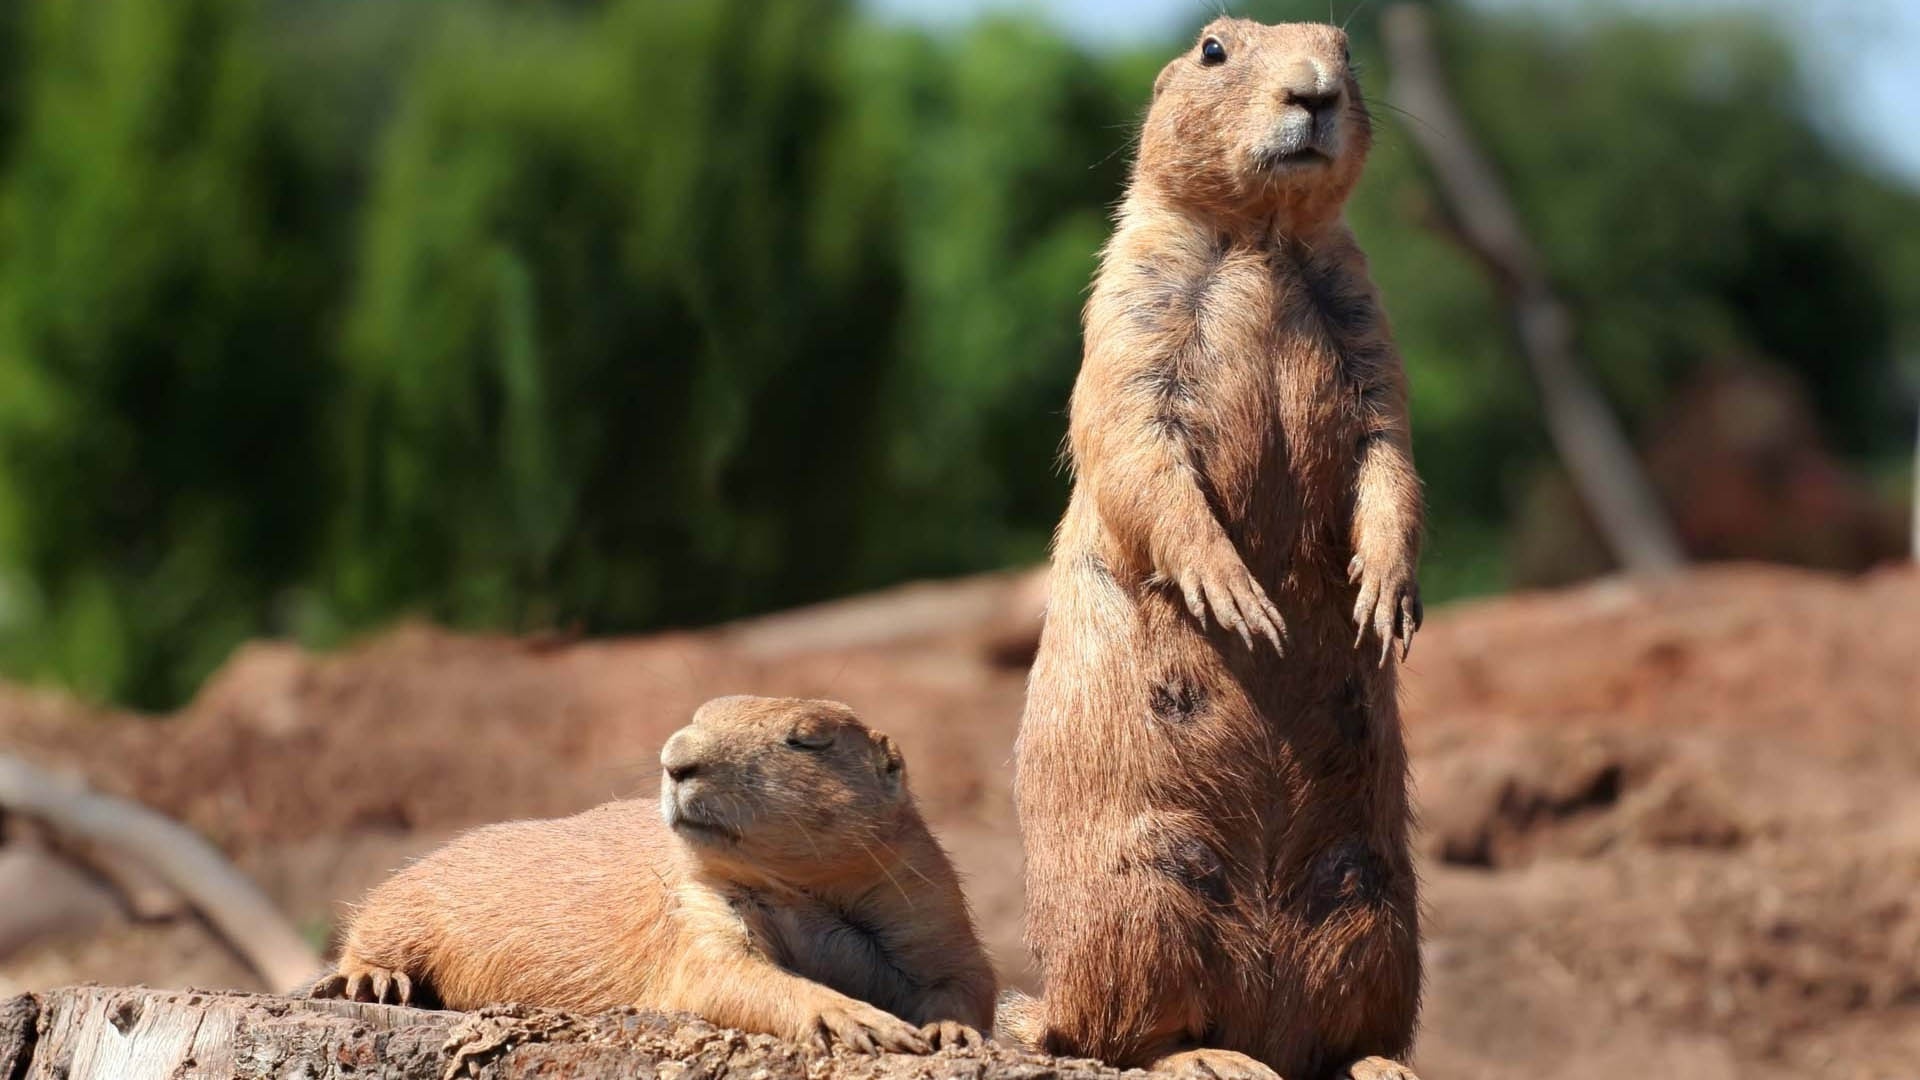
[1200,37,1227,66]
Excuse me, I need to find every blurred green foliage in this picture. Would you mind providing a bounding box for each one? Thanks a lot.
[0,0,1913,707]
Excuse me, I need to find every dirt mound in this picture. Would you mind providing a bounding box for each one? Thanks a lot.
[3,563,1918,1079]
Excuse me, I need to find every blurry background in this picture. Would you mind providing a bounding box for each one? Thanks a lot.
[1,2,1917,1078]
[0,0,1912,710]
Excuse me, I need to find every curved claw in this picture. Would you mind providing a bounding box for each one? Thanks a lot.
[1180,572,1209,629]
[1350,553,1421,665]
[1206,576,1251,650]
[920,1020,982,1050]
[1231,577,1286,656]
[1398,594,1418,659]
[812,1005,929,1056]
[1373,594,1392,666]
[1176,538,1288,656]
[847,1026,875,1055]
[1352,579,1381,648]
[884,1022,929,1055]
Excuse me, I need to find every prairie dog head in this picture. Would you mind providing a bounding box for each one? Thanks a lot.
[1137,18,1370,225]
[659,695,909,881]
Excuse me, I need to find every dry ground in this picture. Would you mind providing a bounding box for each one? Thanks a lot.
[2,564,1916,1079]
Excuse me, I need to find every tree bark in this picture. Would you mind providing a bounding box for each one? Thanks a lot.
[1382,3,1686,576]
[3,986,1125,1080]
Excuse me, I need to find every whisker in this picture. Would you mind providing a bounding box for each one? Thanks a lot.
[856,836,915,912]
[771,803,827,863]
[873,835,939,891]
[1371,99,1442,138]
[824,652,854,698]
[1091,135,1135,173]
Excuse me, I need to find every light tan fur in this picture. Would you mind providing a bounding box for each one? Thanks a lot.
[313,696,996,1055]
[1012,18,1424,1080]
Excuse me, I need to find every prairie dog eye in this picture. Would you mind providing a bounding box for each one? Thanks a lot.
[785,728,835,751]
[1200,37,1227,66]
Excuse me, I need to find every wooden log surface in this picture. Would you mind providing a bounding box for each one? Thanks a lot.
[2,986,1134,1080]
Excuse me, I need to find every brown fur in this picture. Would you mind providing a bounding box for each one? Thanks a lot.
[313,696,996,1054]
[1012,19,1424,1080]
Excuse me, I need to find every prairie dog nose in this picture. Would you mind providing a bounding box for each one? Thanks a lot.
[661,730,705,783]
[1277,57,1339,114]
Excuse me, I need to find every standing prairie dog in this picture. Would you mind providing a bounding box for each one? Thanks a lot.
[313,695,996,1054]
[1012,18,1424,1080]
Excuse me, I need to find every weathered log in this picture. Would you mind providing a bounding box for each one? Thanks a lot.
[4,986,1133,1080]
[0,993,35,1079]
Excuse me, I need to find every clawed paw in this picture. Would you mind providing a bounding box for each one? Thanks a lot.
[1348,554,1422,666]
[1344,1055,1421,1080]
[1152,1048,1282,1080]
[807,1001,929,1055]
[310,964,416,1006]
[1177,538,1287,655]
[920,1019,984,1050]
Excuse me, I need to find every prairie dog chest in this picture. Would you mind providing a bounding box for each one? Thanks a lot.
[1112,237,1366,486]
[734,890,906,1006]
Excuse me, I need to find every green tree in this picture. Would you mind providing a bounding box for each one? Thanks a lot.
[0,0,336,706]
[0,0,1913,707]
[329,0,908,632]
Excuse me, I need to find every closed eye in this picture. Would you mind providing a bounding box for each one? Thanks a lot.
[785,730,835,751]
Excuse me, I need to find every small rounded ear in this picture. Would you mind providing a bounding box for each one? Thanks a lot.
[869,731,906,794]
[1152,63,1175,101]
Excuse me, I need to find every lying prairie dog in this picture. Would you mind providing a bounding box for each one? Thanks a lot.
[314,695,996,1053]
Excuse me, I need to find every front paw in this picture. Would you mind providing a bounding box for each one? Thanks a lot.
[310,963,416,1006]
[1151,1048,1282,1080]
[1348,552,1422,665]
[1344,1056,1422,1080]
[1176,537,1287,654]
[806,1001,930,1055]
[920,1019,984,1050]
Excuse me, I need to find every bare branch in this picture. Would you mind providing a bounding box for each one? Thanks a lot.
[0,755,320,990]
[1382,3,1685,575]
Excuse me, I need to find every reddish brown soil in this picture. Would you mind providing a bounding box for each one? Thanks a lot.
[3,564,1917,1079]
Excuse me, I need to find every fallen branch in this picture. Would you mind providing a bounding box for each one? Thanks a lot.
[1382,3,1686,576]
[0,755,320,991]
